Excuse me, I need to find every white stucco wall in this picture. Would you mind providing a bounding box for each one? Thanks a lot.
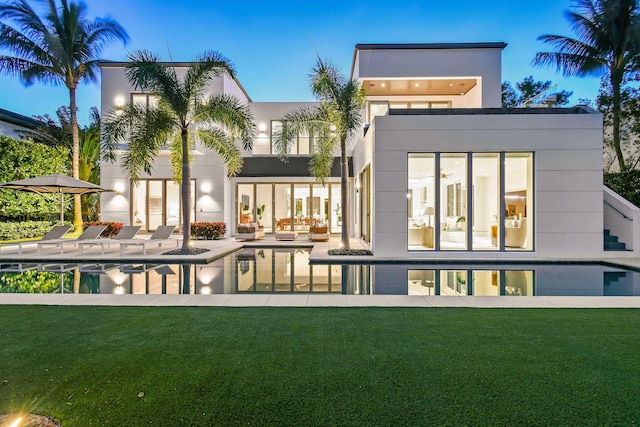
[365,111,604,260]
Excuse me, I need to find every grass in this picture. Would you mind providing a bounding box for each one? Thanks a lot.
[0,306,639,426]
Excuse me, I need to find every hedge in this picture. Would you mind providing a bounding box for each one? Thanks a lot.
[604,170,640,208]
[0,221,63,241]
[191,222,226,240]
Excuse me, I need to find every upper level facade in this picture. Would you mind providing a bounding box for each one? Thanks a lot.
[99,42,507,159]
[352,42,506,128]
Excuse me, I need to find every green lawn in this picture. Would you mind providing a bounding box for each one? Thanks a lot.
[0,306,638,426]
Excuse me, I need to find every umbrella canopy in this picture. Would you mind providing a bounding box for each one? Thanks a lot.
[0,173,111,224]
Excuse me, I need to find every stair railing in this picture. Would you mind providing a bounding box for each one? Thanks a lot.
[604,200,633,221]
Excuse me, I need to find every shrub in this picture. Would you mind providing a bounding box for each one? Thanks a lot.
[0,136,68,221]
[0,221,61,241]
[604,170,640,208]
[191,222,226,240]
[83,221,123,238]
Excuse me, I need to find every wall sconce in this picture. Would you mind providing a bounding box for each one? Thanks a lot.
[114,183,124,196]
[258,123,267,137]
[201,183,211,196]
[114,96,125,111]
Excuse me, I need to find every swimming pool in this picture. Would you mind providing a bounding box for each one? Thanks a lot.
[0,247,638,296]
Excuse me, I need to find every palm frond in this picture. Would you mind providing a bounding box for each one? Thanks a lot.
[184,51,234,103]
[195,128,244,177]
[310,57,344,101]
[125,50,187,118]
[194,93,256,150]
[102,103,177,182]
[272,106,329,161]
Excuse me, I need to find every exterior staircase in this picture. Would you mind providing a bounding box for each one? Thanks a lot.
[604,229,627,251]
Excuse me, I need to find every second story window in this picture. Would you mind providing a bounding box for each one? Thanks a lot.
[131,93,160,110]
[271,120,312,155]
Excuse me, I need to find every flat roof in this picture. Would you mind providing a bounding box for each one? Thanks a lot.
[355,42,508,50]
[98,60,252,102]
[0,107,40,130]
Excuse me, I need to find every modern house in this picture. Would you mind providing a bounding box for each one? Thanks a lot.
[99,42,640,260]
[0,107,40,139]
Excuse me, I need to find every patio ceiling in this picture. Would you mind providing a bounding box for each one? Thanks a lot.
[362,78,477,96]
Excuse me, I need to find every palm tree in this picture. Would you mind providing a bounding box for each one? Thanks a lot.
[0,0,128,229]
[102,50,256,252]
[534,0,640,170]
[273,58,364,250]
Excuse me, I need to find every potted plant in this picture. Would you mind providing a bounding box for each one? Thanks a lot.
[256,204,265,228]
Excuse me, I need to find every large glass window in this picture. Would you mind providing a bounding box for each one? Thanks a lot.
[131,93,159,110]
[330,185,342,234]
[312,184,329,226]
[440,153,468,251]
[407,154,435,250]
[271,120,312,155]
[237,183,341,234]
[505,153,533,251]
[274,184,292,231]
[237,184,254,225]
[131,179,194,232]
[472,154,500,250]
[255,184,273,233]
[408,152,533,251]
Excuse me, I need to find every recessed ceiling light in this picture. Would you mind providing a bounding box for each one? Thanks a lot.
[381,82,386,87]
[449,83,453,87]
[415,83,420,87]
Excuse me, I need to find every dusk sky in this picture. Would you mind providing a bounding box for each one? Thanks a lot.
[0,0,603,125]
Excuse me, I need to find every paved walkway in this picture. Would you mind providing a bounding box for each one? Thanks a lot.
[1,235,640,308]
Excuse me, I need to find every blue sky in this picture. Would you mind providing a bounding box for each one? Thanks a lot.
[0,0,602,125]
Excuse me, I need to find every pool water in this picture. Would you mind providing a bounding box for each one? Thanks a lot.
[0,248,638,296]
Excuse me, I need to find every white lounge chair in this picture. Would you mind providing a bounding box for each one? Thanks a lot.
[77,225,142,255]
[0,225,71,254]
[37,225,107,254]
[119,225,177,255]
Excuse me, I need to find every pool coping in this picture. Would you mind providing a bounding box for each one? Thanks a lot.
[1,236,640,307]
[0,293,639,308]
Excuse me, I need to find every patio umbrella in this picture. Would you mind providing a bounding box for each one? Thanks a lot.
[0,173,111,224]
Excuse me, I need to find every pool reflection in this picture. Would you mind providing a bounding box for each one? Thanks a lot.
[1,249,639,296]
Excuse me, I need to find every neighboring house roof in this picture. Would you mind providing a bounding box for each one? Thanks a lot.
[0,107,40,130]
[350,42,508,79]
[98,60,253,102]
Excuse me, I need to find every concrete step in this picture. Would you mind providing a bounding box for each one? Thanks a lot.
[604,230,627,251]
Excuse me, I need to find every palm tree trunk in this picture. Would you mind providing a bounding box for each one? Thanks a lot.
[69,87,83,231]
[181,128,191,250]
[611,71,626,171]
[340,136,350,250]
